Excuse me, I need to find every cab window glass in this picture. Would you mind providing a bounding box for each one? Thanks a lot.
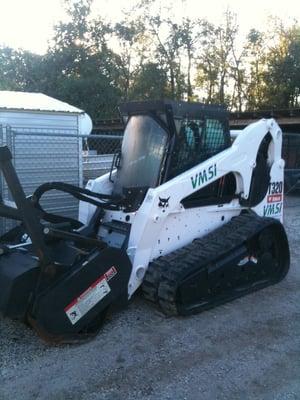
[206,119,226,149]
[168,118,228,179]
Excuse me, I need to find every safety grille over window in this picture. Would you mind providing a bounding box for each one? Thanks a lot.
[168,117,229,179]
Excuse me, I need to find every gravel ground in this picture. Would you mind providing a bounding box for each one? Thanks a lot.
[0,194,299,400]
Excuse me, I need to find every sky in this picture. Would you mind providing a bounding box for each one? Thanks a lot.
[0,0,300,54]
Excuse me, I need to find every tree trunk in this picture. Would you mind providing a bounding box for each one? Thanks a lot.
[170,62,175,99]
[187,46,193,101]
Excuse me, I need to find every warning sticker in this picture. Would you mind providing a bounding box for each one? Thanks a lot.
[267,194,282,203]
[65,267,117,325]
[104,266,117,281]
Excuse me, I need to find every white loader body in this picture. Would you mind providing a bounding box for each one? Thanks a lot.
[79,118,285,296]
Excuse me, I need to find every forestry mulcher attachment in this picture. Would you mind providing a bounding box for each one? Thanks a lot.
[0,101,290,343]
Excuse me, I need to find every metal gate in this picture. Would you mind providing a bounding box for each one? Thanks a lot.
[0,125,123,234]
[0,124,82,233]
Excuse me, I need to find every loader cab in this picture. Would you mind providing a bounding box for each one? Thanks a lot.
[114,100,232,210]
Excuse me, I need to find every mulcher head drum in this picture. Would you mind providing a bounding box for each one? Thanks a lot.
[29,247,132,343]
[0,146,132,343]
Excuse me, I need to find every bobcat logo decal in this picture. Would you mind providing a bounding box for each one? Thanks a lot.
[158,196,170,208]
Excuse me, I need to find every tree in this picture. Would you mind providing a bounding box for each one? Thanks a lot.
[113,18,147,100]
[130,62,170,99]
[0,47,43,91]
[261,23,300,108]
[134,0,186,100]
[148,15,187,99]
[2,0,300,117]
[244,29,268,110]
[195,21,220,103]
[195,10,240,107]
[176,17,202,101]
[0,47,24,90]
[41,0,122,119]
[52,0,92,50]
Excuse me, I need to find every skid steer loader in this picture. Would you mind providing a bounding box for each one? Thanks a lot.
[0,100,290,343]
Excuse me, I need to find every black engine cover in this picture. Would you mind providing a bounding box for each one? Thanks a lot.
[31,247,132,340]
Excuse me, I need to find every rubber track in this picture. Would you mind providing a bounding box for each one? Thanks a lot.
[142,214,287,316]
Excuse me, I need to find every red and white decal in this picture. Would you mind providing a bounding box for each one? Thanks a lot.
[105,266,117,281]
[267,194,282,203]
[64,267,117,325]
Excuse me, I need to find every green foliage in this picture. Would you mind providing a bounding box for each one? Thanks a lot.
[244,29,267,109]
[243,24,300,110]
[195,11,241,107]
[0,47,43,91]
[0,0,300,118]
[130,62,170,100]
[261,24,300,108]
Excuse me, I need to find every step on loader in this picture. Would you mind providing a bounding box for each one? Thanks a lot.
[0,100,290,343]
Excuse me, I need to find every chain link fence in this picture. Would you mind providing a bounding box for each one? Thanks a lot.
[0,124,83,233]
[82,132,122,183]
[0,124,123,234]
[0,122,298,235]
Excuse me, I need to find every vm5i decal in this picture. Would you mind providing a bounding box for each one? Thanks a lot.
[191,163,217,189]
[263,181,283,217]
